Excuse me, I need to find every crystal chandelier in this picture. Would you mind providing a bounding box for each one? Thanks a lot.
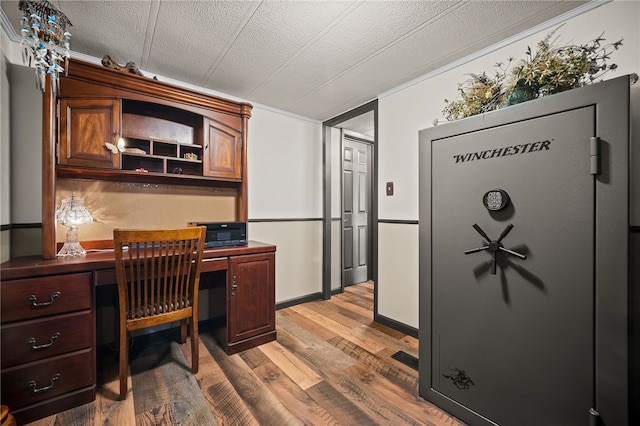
[18,0,72,93]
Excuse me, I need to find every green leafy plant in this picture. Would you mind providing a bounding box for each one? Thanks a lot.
[442,27,626,122]
[504,27,623,102]
[442,61,511,121]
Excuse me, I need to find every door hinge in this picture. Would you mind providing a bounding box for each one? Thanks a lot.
[589,408,600,426]
[590,137,600,175]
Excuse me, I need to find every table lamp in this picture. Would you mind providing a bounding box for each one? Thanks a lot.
[55,192,93,256]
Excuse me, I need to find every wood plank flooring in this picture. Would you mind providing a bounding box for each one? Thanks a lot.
[26,282,464,426]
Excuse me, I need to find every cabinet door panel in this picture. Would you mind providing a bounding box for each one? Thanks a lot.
[59,98,120,168]
[203,117,242,180]
[228,253,275,342]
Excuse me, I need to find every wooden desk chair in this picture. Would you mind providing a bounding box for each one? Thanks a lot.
[113,226,206,400]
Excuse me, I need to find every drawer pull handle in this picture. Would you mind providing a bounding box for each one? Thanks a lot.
[27,374,60,394]
[27,291,61,307]
[27,332,61,350]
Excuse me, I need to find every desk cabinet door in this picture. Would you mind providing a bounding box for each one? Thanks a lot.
[227,253,275,342]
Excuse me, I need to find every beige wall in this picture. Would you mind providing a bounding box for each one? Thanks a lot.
[377,222,418,327]
[246,107,323,302]
[0,230,8,263]
[249,221,323,303]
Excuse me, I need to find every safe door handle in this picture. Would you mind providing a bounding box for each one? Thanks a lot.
[28,291,61,307]
[499,247,526,259]
[27,374,60,394]
[472,224,492,243]
[27,332,61,350]
[464,245,489,255]
[464,224,526,275]
[496,223,514,243]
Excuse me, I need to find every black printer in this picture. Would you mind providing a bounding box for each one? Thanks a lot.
[188,222,247,248]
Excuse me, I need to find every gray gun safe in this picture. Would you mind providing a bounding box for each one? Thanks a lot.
[419,76,630,426]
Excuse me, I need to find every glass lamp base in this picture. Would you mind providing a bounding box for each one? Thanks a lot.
[57,241,87,257]
[57,226,86,257]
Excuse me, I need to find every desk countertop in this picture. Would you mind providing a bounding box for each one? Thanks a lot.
[1,240,276,281]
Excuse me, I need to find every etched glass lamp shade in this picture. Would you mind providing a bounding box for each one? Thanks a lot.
[55,193,93,256]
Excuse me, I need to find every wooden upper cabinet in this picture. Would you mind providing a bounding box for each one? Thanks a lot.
[203,117,242,181]
[58,98,121,169]
[43,59,253,258]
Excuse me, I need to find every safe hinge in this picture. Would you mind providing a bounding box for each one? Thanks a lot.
[590,137,600,175]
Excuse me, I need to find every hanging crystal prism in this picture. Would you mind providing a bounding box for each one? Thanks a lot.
[18,0,72,94]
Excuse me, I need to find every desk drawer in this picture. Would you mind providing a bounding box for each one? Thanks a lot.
[1,347,94,409]
[201,257,228,272]
[1,273,91,323]
[1,311,93,369]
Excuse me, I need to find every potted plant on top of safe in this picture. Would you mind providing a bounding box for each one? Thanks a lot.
[441,63,511,121]
[440,26,633,122]
[502,26,623,106]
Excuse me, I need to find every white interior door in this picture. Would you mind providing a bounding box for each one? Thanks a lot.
[342,134,371,286]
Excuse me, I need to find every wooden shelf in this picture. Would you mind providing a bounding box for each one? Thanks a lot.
[56,165,240,188]
[120,137,203,175]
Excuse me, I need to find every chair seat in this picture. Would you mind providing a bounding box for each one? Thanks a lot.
[127,298,191,319]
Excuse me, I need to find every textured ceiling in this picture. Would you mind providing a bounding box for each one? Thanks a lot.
[1,1,589,121]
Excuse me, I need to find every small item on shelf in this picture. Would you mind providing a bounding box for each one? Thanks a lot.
[149,136,178,143]
[135,168,148,173]
[125,147,147,155]
[172,167,183,174]
[101,54,145,77]
[183,152,198,160]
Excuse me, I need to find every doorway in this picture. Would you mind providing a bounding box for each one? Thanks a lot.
[322,100,377,299]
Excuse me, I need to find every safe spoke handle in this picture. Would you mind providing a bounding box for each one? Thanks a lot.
[472,224,492,243]
[499,247,526,259]
[464,224,525,275]
[496,223,514,243]
[464,246,489,254]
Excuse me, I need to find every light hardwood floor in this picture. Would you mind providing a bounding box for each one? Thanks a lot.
[26,282,464,425]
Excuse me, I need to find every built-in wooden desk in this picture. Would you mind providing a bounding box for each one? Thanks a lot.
[0,241,276,424]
